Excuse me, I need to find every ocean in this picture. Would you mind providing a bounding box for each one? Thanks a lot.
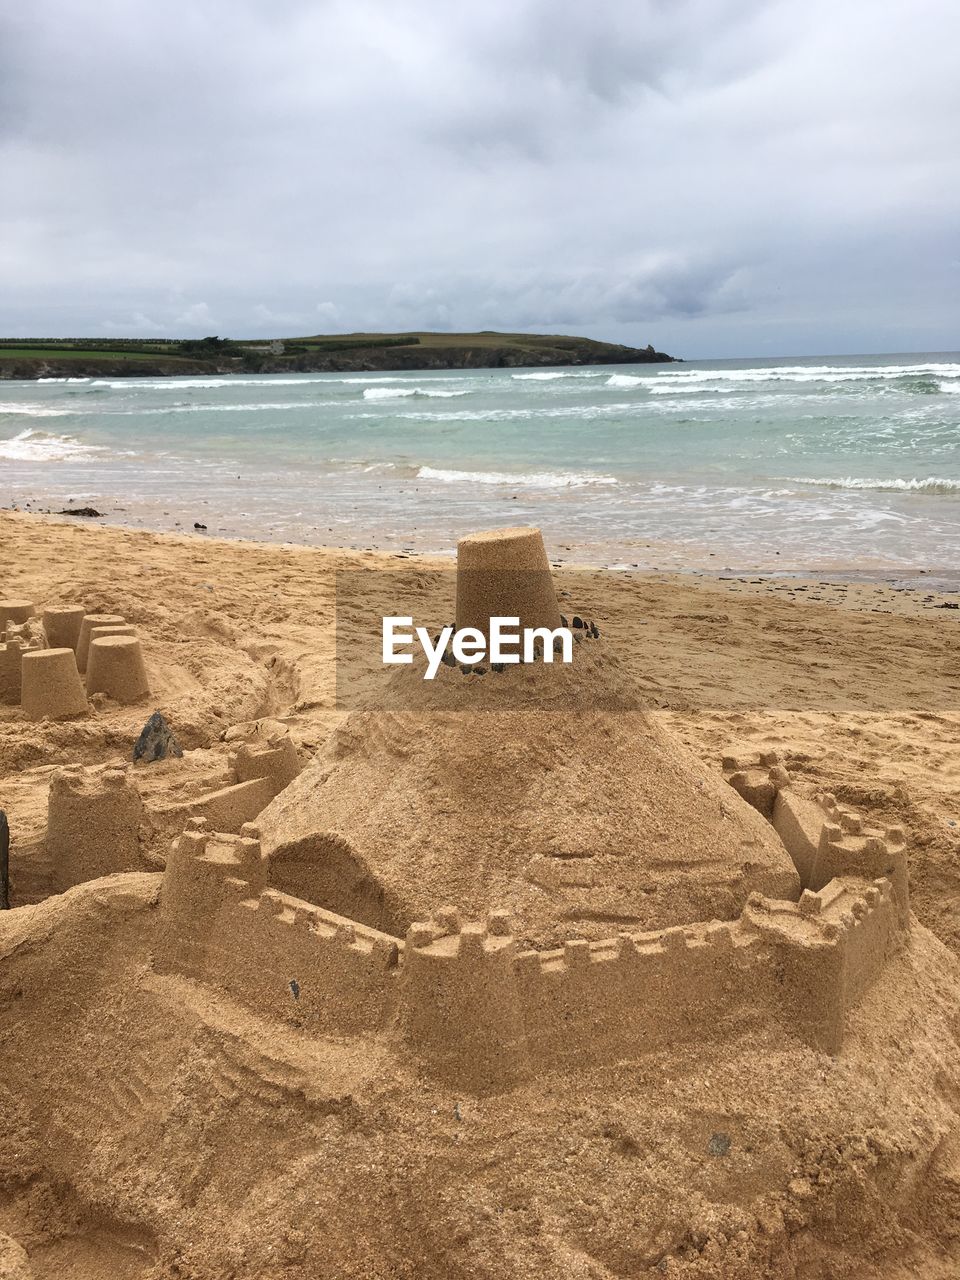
[2,352,959,571]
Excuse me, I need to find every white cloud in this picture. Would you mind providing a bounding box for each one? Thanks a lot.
[174,302,214,330]
[102,311,163,333]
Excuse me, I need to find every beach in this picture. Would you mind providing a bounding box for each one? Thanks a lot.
[3,508,958,929]
[2,510,960,1276]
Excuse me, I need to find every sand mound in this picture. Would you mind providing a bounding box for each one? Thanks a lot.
[260,649,799,944]
[260,528,798,944]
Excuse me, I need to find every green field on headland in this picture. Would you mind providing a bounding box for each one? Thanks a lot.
[0,331,675,379]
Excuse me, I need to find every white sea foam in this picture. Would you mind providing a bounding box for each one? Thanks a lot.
[605,374,645,388]
[0,428,106,462]
[37,376,92,383]
[416,465,618,488]
[653,362,960,386]
[0,402,75,417]
[362,387,469,400]
[175,400,342,413]
[89,376,356,390]
[511,371,604,381]
[789,475,960,494]
[646,382,736,395]
[939,380,960,394]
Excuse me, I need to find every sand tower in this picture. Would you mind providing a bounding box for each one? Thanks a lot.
[455,526,562,638]
[86,636,150,703]
[42,605,86,651]
[0,600,34,633]
[87,623,137,655]
[255,526,800,946]
[0,639,29,705]
[20,648,88,721]
[76,613,126,674]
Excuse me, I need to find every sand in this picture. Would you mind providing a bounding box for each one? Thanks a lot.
[1,510,960,1278]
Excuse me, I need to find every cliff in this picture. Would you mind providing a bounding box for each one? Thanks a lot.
[0,330,676,379]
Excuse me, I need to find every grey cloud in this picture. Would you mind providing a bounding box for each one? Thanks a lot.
[1,0,958,356]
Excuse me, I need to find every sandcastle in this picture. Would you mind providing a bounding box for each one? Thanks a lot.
[143,526,912,1091]
[1,533,917,1089]
[36,725,303,896]
[0,599,150,715]
[4,522,954,1277]
[86,635,150,702]
[41,605,85,650]
[20,648,88,721]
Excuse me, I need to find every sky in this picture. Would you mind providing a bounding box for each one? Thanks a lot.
[1,0,958,358]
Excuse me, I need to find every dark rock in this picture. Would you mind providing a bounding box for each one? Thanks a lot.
[441,649,457,667]
[590,621,600,638]
[59,507,102,518]
[572,616,584,629]
[133,711,184,763]
[193,522,207,531]
[560,614,569,627]
[473,666,487,675]
[490,662,505,673]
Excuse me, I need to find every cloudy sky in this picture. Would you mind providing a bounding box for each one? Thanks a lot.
[2,0,958,357]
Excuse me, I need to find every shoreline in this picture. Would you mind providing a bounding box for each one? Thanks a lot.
[3,508,960,611]
[4,503,960,594]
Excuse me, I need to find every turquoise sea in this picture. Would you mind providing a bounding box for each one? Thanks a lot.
[2,353,959,570]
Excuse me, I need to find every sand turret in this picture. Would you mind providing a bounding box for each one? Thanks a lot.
[455,526,562,638]
[42,605,86,651]
[85,625,138,686]
[20,648,88,721]
[85,635,150,703]
[0,639,29,705]
[76,613,126,674]
[0,600,34,633]
[47,763,145,890]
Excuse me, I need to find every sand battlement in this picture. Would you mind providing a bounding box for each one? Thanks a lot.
[50,762,132,799]
[156,818,400,1035]
[724,753,910,927]
[154,808,908,1091]
[47,761,145,892]
[231,733,301,793]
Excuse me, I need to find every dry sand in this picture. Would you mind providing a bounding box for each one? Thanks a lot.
[1,510,960,1278]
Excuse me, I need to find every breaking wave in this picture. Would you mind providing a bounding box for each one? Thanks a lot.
[511,371,605,381]
[416,465,618,488]
[0,402,75,417]
[89,376,355,390]
[362,387,470,400]
[789,476,960,494]
[0,428,106,462]
[653,362,960,386]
